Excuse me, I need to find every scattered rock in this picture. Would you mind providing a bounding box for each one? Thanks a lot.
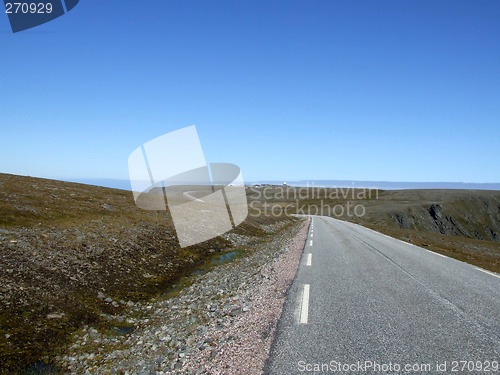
[101,203,114,211]
[46,313,64,319]
[229,308,243,317]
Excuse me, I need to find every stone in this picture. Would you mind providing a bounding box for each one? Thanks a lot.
[47,313,64,319]
[102,203,114,211]
[229,308,243,317]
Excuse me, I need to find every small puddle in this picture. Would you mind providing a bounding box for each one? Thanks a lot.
[192,249,244,275]
[24,361,61,374]
[162,249,244,299]
[212,250,242,264]
[112,325,135,335]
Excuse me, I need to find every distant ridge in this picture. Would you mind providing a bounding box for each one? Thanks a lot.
[63,178,133,191]
[250,180,500,190]
[61,178,500,191]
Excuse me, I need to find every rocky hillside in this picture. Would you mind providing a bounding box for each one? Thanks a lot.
[358,189,500,273]
[248,185,500,243]
[365,189,500,242]
[281,187,500,272]
[0,173,300,373]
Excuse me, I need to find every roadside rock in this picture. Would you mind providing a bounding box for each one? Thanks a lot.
[59,219,309,374]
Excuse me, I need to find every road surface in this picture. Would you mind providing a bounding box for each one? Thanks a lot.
[265,216,500,374]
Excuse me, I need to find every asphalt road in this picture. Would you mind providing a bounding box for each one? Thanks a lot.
[265,216,500,374]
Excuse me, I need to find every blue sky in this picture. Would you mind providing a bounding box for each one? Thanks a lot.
[1,0,499,184]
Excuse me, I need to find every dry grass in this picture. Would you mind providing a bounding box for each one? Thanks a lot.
[365,224,500,273]
[0,174,297,373]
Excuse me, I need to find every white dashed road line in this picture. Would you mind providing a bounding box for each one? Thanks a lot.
[309,240,313,246]
[306,253,312,266]
[300,284,310,324]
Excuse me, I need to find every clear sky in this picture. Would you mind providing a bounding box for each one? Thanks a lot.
[1,0,499,184]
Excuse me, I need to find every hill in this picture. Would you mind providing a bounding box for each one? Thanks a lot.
[0,173,298,372]
[247,185,500,272]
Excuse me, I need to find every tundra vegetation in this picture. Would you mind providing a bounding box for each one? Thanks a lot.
[0,173,298,373]
[248,185,500,273]
[1,174,499,372]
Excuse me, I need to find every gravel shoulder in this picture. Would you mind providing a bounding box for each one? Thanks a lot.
[0,173,305,373]
[58,218,309,374]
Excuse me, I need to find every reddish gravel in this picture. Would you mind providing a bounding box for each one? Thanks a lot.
[58,218,309,374]
[182,218,310,374]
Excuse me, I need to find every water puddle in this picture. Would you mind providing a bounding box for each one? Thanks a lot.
[112,325,135,336]
[192,249,244,276]
[24,361,61,374]
[162,249,244,299]
[212,250,242,264]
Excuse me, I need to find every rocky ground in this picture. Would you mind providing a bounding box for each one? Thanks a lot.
[0,173,305,373]
[3,173,498,373]
[58,218,309,374]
